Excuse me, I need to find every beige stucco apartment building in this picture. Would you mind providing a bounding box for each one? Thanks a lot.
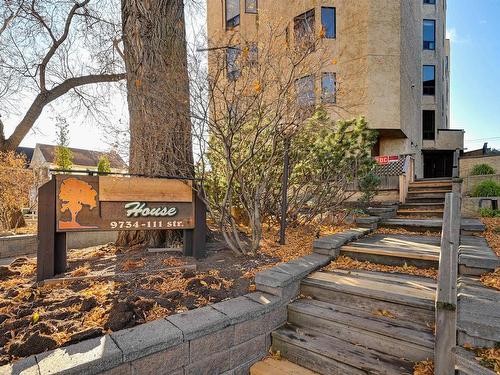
[207,0,464,179]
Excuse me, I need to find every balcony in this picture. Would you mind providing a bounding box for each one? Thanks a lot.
[423,129,464,151]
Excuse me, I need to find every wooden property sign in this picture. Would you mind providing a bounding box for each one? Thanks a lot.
[37,174,206,281]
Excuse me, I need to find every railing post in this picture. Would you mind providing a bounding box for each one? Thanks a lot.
[435,192,461,375]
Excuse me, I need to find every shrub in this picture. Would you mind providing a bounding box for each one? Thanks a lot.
[470,163,495,176]
[479,208,500,218]
[472,180,500,197]
[97,155,111,173]
[358,172,381,207]
[0,152,35,230]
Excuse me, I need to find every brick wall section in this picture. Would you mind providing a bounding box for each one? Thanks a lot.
[0,228,372,375]
[460,155,500,176]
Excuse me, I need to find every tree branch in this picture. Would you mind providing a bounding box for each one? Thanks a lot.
[35,0,91,91]
[3,72,125,151]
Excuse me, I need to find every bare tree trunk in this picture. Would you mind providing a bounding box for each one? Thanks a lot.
[118,0,194,247]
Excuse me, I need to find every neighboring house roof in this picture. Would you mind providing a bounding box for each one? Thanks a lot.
[36,143,128,170]
[15,147,35,165]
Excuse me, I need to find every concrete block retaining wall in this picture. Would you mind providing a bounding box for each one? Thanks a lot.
[462,197,500,217]
[0,228,372,375]
[0,232,118,259]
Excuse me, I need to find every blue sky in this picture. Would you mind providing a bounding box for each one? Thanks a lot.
[447,0,500,151]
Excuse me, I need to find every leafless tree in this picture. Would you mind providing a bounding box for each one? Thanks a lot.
[188,21,334,255]
[0,0,125,152]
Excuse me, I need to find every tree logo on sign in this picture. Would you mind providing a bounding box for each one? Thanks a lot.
[58,178,98,229]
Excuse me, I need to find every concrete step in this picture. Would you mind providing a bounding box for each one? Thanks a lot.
[272,324,414,375]
[288,299,434,362]
[340,234,440,269]
[250,358,319,375]
[301,270,436,326]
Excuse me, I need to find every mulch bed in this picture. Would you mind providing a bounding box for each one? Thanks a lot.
[0,224,350,365]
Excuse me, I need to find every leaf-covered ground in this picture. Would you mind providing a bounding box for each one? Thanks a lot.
[0,224,348,365]
[480,218,500,291]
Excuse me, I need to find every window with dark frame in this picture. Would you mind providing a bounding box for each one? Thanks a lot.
[296,75,315,107]
[423,19,436,50]
[423,0,436,4]
[423,65,435,95]
[226,0,240,29]
[294,9,315,49]
[321,7,336,39]
[321,72,336,103]
[226,46,241,81]
[423,110,436,140]
[245,0,257,13]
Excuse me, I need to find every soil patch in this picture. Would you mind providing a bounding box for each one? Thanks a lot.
[0,224,350,364]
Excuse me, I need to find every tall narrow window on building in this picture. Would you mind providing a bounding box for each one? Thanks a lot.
[227,46,241,81]
[321,72,336,103]
[423,20,436,50]
[245,0,257,13]
[423,65,435,95]
[321,7,336,39]
[423,110,436,140]
[294,9,315,49]
[296,75,315,107]
[226,0,240,29]
[423,0,436,4]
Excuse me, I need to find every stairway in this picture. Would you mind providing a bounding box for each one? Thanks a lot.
[397,179,451,218]
[271,269,436,375]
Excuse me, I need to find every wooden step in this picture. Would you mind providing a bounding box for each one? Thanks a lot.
[397,209,444,218]
[250,358,319,375]
[288,299,434,362]
[406,196,447,203]
[400,202,445,210]
[458,276,500,347]
[411,179,452,185]
[409,185,452,192]
[407,189,449,195]
[381,218,486,233]
[340,234,440,268]
[272,324,414,375]
[301,270,436,325]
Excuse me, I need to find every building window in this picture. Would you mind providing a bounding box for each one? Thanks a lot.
[423,65,435,95]
[423,0,436,4]
[321,72,336,103]
[245,0,257,13]
[294,9,315,49]
[226,0,240,29]
[245,43,258,65]
[423,19,436,50]
[296,75,315,106]
[227,46,241,81]
[423,110,435,140]
[321,7,336,39]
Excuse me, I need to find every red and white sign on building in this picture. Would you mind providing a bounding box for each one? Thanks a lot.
[374,155,399,165]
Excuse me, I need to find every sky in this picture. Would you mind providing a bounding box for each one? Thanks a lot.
[447,0,500,151]
[12,0,500,153]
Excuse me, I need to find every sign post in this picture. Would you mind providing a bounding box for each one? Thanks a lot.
[37,175,206,281]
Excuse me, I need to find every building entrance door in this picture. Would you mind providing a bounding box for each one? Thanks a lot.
[423,150,454,178]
